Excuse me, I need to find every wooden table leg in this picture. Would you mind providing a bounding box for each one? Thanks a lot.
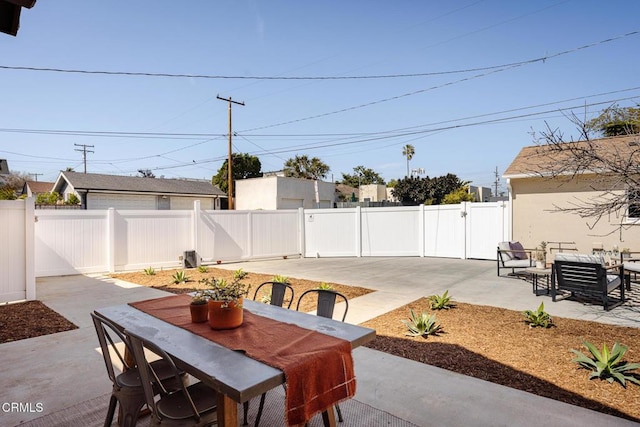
[217,394,238,427]
[321,406,337,427]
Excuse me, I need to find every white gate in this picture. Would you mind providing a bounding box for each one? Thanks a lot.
[0,199,35,303]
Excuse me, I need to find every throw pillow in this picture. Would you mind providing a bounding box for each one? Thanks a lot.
[509,241,528,260]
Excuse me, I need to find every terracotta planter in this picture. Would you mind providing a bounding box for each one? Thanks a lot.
[190,303,208,323]
[208,298,243,330]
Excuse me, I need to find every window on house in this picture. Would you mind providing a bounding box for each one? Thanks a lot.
[627,188,640,220]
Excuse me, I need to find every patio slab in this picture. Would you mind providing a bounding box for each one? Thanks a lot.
[1,257,639,426]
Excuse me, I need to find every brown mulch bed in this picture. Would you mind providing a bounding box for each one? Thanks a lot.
[0,301,78,343]
[109,267,373,313]
[2,267,639,422]
[362,298,640,422]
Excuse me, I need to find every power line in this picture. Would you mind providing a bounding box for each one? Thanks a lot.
[0,31,636,81]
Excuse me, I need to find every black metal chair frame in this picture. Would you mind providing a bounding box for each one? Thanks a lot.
[91,312,151,427]
[126,330,218,426]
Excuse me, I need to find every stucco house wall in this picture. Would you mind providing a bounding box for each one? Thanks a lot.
[359,184,387,202]
[236,176,335,210]
[504,135,640,254]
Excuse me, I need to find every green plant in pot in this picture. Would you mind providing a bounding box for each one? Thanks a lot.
[189,291,209,323]
[200,269,251,330]
[535,241,547,268]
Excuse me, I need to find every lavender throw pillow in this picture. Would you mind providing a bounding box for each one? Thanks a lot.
[509,241,528,260]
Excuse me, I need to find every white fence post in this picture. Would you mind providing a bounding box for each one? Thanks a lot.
[25,198,36,300]
[298,208,305,256]
[355,206,362,257]
[107,208,116,273]
[193,200,200,258]
[418,204,425,257]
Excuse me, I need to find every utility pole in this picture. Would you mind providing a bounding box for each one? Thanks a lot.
[216,95,244,210]
[31,173,43,182]
[494,166,500,197]
[74,143,94,174]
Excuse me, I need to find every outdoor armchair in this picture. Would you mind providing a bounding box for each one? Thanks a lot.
[497,241,534,276]
[552,253,625,311]
[621,251,640,291]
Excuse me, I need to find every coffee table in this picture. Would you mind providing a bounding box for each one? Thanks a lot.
[524,267,552,296]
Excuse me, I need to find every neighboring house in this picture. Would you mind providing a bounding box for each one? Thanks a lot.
[235,175,335,210]
[503,134,640,253]
[52,171,226,210]
[359,184,387,202]
[21,180,54,198]
[335,183,358,202]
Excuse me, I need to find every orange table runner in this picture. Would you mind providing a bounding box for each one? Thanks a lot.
[129,294,356,426]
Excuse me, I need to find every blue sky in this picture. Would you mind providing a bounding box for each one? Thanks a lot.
[2,1,639,194]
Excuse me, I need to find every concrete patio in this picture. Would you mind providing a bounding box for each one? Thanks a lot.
[2,257,639,426]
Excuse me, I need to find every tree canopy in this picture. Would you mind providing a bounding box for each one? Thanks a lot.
[391,173,468,206]
[340,166,386,187]
[283,155,329,180]
[402,144,415,177]
[212,153,262,195]
[586,104,640,137]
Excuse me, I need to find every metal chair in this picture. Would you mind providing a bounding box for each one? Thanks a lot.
[296,289,349,423]
[296,288,349,322]
[243,281,295,426]
[252,281,295,308]
[127,330,219,426]
[91,312,182,427]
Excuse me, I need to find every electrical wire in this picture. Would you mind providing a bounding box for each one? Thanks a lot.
[0,31,635,81]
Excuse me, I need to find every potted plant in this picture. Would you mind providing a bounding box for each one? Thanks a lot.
[200,269,251,330]
[535,241,547,269]
[189,291,209,323]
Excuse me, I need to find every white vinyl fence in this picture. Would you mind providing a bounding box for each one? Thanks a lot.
[28,200,509,282]
[304,202,509,260]
[0,199,35,303]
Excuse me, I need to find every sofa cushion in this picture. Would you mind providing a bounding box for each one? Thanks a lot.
[554,252,605,265]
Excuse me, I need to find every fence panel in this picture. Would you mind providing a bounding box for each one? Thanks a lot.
[35,210,109,277]
[249,210,300,258]
[361,206,421,256]
[0,200,34,302]
[200,211,250,262]
[304,209,358,257]
[114,210,193,271]
[423,204,465,258]
[466,201,509,260]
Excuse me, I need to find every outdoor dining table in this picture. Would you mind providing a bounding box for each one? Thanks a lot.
[94,298,376,427]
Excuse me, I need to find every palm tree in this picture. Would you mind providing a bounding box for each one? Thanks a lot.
[402,144,415,177]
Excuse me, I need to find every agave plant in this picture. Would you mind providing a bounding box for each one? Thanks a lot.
[317,282,333,290]
[522,302,554,328]
[198,265,209,273]
[571,340,640,387]
[172,270,189,284]
[143,266,156,276]
[402,309,443,338]
[428,290,453,310]
[272,274,290,284]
